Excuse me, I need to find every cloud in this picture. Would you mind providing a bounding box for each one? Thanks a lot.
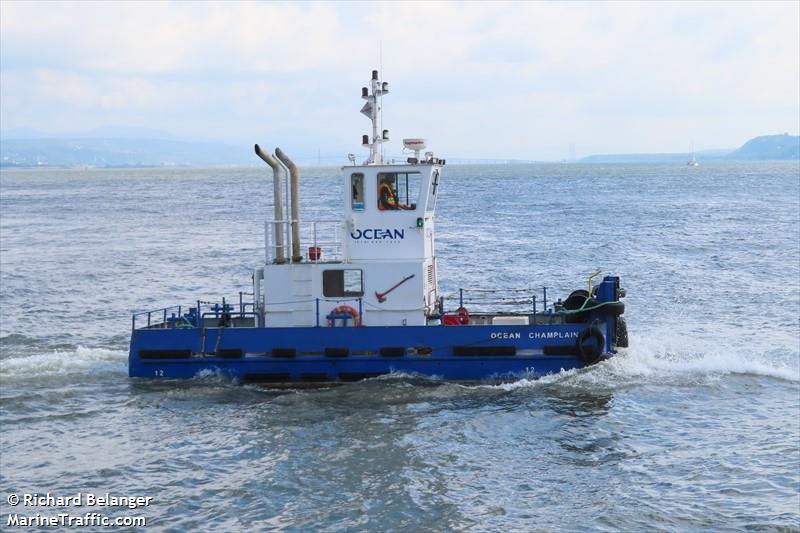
[1,1,798,159]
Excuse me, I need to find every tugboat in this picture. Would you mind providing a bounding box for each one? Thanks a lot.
[128,70,628,384]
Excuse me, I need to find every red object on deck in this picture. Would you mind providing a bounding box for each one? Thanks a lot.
[443,307,470,326]
[308,247,321,261]
[442,315,461,326]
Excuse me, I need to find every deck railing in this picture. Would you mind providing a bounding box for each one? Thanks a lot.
[443,287,561,315]
[133,286,573,331]
[265,218,343,264]
[132,292,259,331]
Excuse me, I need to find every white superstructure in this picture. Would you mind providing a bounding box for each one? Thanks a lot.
[255,71,445,328]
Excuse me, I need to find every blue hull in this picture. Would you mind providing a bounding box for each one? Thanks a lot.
[129,321,614,383]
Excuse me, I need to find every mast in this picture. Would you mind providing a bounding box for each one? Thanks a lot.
[360,70,389,164]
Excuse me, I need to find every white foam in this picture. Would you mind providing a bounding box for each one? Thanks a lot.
[619,328,800,382]
[483,327,800,392]
[0,346,128,381]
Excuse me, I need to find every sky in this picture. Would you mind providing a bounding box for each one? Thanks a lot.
[1,1,798,161]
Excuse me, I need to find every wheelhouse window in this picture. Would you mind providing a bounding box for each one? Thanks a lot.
[323,269,364,297]
[377,172,420,211]
[351,173,364,211]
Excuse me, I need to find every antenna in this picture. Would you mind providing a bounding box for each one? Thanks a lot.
[380,41,384,163]
[360,69,389,164]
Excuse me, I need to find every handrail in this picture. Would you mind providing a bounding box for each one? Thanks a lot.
[132,294,260,331]
[442,286,561,315]
[132,304,183,317]
[132,305,184,331]
[200,311,262,328]
[265,218,343,263]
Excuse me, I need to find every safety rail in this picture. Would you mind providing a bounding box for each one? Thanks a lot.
[442,287,562,316]
[309,220,344,263]
[132,305,185,331]
[265,218,343,263]
[264,219,289,264]
[200,311,262,328]
[261,297,366,327]
[132,292,258,331]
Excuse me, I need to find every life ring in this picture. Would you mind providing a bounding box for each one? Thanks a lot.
[576,326,604,364]
[457,306,470,325]
[327,305,361,327]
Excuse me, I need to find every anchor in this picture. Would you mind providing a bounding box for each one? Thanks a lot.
[375,274,415,303]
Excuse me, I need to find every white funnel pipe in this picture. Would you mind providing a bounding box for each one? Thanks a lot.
[254,144,286,264]
[275,148,302,263]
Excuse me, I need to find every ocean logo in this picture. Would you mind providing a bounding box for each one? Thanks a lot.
[350,228,405,241]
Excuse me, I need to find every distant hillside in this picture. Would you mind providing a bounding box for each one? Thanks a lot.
[580,149,731,164]
[2,132,798,168]
[726,134,799,160]
[580,134,799,163]
[0,138,255,168]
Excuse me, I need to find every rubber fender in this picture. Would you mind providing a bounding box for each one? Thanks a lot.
[453,345,517,356]
[543,345,580,356]
[380,347,405,357]
[300,373,329,382]
[271,348,296,358]
[216,348,243,358]
[563,295,602,324]
[576,327,604,364]
[614,317,629,348]
[339,372,386,382]
[563,293,591,311]
[324,347,350,357]
[139,349,191,359]
[243,373,292,383]
[567,289,589,300]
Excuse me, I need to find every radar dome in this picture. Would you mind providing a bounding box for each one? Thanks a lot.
[403,138,427,151]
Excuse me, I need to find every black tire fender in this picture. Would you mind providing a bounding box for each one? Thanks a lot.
[563,293,591,311]
[614,317,629,348]
[576,326,605,365]
[567,289,589,299]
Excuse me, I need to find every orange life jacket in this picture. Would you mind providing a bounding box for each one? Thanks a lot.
[379,183,397,209]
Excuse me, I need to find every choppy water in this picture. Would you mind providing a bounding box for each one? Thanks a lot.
[1,162,799,532]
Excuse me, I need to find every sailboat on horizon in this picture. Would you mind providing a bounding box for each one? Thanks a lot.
[688,140,700,167]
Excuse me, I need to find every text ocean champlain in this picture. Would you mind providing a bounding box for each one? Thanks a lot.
[490,331,580,340]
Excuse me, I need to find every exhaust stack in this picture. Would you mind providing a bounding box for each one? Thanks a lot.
[275,147,302,263]
[254,144,286,264]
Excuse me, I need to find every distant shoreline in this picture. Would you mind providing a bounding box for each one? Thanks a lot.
[3,160,799,172]
[1,133,797,168]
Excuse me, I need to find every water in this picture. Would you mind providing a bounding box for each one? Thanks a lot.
[1,162,798,531]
